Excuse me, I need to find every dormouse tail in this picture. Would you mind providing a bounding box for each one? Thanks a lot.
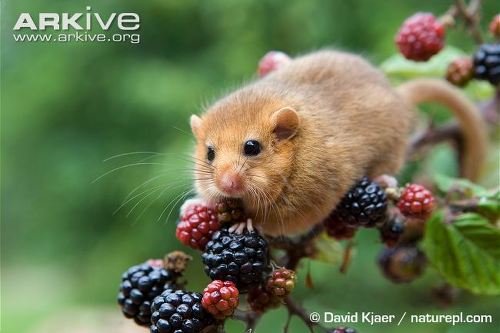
[396,78,487,181]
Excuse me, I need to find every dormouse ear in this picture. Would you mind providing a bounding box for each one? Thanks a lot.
[271,107,299,140]
[190,115,203,139]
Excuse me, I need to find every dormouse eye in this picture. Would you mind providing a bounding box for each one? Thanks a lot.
[207,146,215,162]
[244,140,261,156]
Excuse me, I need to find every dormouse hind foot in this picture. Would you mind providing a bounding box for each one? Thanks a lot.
[228,218,254,234]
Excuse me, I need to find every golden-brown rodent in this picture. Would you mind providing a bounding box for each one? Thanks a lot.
[189,50,487,236]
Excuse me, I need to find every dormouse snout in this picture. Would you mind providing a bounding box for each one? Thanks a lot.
[216,170,244,195]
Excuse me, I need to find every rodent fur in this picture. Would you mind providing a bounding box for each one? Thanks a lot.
[190,50,486,236]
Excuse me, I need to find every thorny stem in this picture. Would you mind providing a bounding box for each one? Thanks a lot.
[451,0,484,44]
[231,297,332,333]
[232,309,260,331]
[283,296,329,333]
[267,223,324,270]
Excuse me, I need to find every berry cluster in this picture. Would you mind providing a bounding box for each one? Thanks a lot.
[323,176,434,284]
[175,199,298,321]
[395,11,500,87]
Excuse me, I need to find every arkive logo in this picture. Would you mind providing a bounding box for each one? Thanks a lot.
[13,6,140,31]
[12,6,141,44]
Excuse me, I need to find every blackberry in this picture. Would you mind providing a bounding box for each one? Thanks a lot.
[379,215,405,247]
[446,58,473,87]
[332,177,387,227]
[378,246,426,283]
[324,215,357,240]
[395,13,445,61]
[473,44,500,86]
[247,284,281,312]
[266,268,297,297]
[150,288,215,333]
[118,261,176,326]
[202,227,270,292]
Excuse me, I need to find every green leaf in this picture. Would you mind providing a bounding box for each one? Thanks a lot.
[312,233,343,266]
[380,46,467,79]
[476,190,500,222]
[422,212,500,295]
[434,174,489,197]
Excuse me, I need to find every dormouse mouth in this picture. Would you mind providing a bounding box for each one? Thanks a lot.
[217,188,245,198]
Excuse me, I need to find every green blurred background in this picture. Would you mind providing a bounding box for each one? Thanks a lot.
[2,0,499,332]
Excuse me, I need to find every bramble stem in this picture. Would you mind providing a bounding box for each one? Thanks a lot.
[452,0,484,44]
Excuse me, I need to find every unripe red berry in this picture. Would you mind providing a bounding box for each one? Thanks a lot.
[266,268,297,297]
[258,51,291,77]
[446,58,473,87]
[395,13,445,61]
[202,280,240,319]
[489,14,500,37]
[247,285,281,312]
[324,217,357,240]
[176,201,220,250]
[397,184,435,219]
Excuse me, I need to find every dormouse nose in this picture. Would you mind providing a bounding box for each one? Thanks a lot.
[217,171,243,195]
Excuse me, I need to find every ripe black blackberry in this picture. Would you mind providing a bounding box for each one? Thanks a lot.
[202,227,270,292]
[473,44,500,86]
[378,246,426,283]
[332,177,387,227]
[118,262,176,326]
[324,215,357,240]
[379,215,405,247]
[150,288,214,333]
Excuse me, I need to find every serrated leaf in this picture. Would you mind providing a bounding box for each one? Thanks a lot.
[476,192,500,221]
[434,174,489,197]
[422,212,500,295]
[312,233,343,266]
